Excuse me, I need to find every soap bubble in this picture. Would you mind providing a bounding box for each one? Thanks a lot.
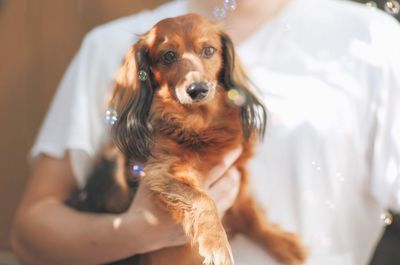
[227,88,246,106]
[213,7,227,20]
[223,0,237,11]
[138,70,148,81]
[132,164,146,177]
[366,1,378,9]
[380,212,393,225]
[104,108,118,126]
[384,0,400,15]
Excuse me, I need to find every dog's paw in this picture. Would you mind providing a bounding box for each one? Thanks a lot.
[198,233,234,265]
[267,232,308,265]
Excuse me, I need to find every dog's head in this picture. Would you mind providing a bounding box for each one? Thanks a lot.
[110,14,266,162]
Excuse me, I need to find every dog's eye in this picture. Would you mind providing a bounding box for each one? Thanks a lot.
[161,51,177,64]
[201,46,216,59]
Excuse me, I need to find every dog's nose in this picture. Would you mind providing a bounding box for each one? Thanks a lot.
[186,82,209,101]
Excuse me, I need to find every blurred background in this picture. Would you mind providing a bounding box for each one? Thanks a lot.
[0,0,399,264]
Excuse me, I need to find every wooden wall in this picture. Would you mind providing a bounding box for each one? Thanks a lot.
[0,0,167,250]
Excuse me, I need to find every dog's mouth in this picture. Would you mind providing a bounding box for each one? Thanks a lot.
[176,81,217,105]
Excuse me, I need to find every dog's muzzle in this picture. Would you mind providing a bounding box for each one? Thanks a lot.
[176,80,216,105]
[186,82,209,101]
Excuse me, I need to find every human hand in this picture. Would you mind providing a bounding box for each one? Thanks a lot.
[125,147,242,253]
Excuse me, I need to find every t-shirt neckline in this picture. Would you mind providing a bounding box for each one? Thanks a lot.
[179,0,300,50]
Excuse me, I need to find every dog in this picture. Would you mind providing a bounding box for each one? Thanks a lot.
[67,13,307,265]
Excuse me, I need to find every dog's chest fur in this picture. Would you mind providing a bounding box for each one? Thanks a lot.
[156,121,241,150]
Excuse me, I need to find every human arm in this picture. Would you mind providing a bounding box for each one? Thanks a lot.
[11,152,151,265]
[10,149,241,265]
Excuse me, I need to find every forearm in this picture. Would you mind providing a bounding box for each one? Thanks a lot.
[12,198,146,265]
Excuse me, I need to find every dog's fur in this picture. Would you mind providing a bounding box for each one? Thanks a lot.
[67,14,307,265]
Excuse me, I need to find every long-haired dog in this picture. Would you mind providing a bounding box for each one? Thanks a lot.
[68,13,307,265]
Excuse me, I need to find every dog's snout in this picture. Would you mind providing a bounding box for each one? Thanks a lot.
[186,82,209,101]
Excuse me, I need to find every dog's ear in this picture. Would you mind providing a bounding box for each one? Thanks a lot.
[109,39,155,162]
[219,32,267,140]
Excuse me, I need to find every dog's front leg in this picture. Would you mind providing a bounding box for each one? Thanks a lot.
[142,162,234,265]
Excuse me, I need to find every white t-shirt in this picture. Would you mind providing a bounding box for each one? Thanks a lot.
[30,0,400,264]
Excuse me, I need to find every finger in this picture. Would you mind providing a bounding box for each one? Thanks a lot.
[207,168,241,215]
[162,227,189,248]
[207,167,240,196]
[168,234,189,247]
[204,146,243,187]
[150,232,188,251]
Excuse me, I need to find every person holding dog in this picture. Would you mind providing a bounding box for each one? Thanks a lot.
[11,0,400,264]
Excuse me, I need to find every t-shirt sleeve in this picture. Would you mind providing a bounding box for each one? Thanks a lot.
[369,15,400,212]
[29,32,113,188]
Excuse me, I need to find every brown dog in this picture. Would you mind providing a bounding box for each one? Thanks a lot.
[67,13,307,265]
